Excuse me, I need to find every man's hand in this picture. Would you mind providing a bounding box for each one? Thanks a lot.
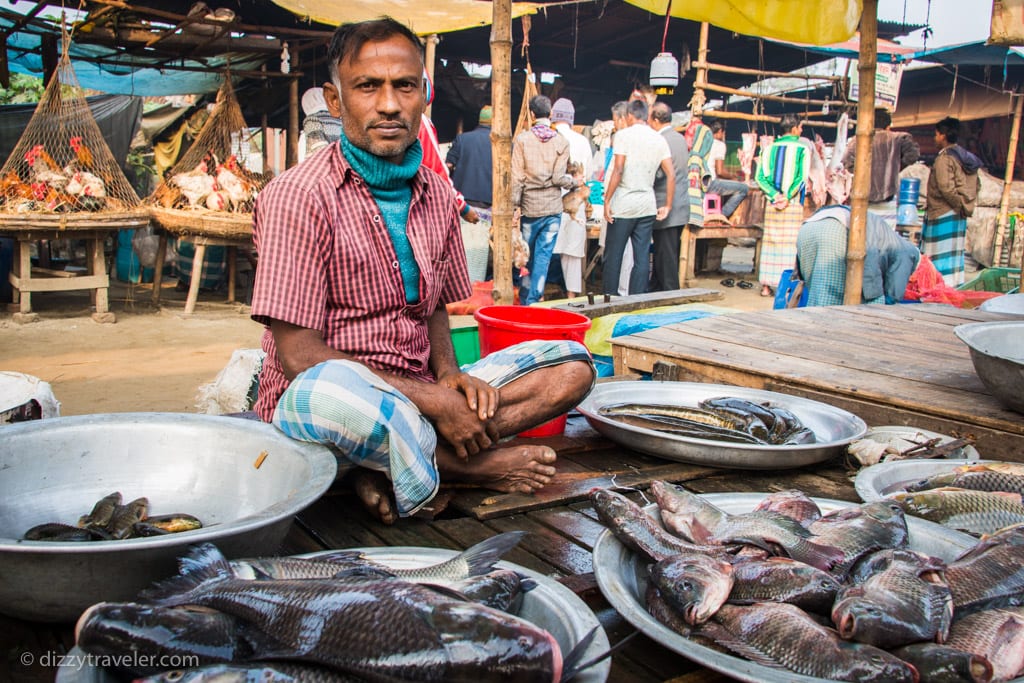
[772,196,789,211]
[604,204,615,224]
[463,206,480,224]
[656,205,670,221]
[439,371,499,420]
[428,382,500,459]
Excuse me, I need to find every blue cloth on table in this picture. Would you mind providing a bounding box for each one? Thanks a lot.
[590,309,718,377]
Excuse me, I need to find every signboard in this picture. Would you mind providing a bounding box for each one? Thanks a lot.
[850,61,904,111]
[990,0,1024,46]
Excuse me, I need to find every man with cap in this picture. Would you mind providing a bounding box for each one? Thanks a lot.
[550,97,593,298]
[446,105,494,209]
[301,87,342,156]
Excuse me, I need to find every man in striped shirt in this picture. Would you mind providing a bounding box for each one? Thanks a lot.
[250,17,594,524]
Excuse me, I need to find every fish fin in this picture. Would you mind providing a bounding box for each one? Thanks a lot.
[701,627,788,670]
[796,540,847,573]
[934,592,954,644]
[310,549,367,564]
[420,583,473,601]
[558,626,609,682]
[458,531,529,576]
[330,565,395,580]
[519,576,539,593]
[139,543,232,604]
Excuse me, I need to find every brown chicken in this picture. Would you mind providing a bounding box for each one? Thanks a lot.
[69,136,94,169]
[0,170,34,201]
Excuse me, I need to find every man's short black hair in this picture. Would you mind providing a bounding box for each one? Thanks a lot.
[936,116,960,144]
[328,17,423,84]
[650,102,673,124]
[709,120,725,134]
[874,108,892,129]
[779,113,801,134]
[529,95,552,118]
[626,98,648,122]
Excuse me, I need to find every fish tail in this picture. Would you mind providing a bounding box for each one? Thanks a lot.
[799,540,847,573]
[139,542,232,604]
[460,531,529,576]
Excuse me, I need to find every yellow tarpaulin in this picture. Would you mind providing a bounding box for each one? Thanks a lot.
[271,0,541,34]
[624,0,862,45]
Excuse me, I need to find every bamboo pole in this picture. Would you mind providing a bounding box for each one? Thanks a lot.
[693,60,847,82]
[285,45,299,169]
[702,110,849,128]
[993,92,1023,267]
[490,0,514,305]
[424,34,439,119]
[701,81,843,108]
[844,0,877,305]
[691,22,709,116]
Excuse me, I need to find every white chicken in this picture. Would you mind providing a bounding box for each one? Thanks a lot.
[65,171,106,198]
[214,155,256,210]
[170,157,216,208]
[25,144,67,190]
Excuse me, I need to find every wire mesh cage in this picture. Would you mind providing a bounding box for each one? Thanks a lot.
[0,34,149,231]
[149,77,271,239]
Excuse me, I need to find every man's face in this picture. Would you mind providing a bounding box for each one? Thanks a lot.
[323,35,424,161]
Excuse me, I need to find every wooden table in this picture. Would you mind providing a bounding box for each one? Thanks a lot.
[151,230,251,315]
[610,303,1024,458]
[5,229,117,324]
[679,224,763,286]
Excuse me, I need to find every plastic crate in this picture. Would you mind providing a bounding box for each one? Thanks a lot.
[958,267,1021,295]
[450,325,481,367]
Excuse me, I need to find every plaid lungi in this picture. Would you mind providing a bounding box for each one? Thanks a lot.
[796,217,884,307]
[758,200,804,288]
[272,339,593,517]
[921,211,966,286]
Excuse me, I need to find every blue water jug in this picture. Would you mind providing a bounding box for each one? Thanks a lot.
[897,203,919,225]
[898,178,920,206]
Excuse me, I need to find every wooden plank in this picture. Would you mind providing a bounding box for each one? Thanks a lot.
[429,515,562,577]
[487,513,595,576]
[279,519,327,555]
[30,266,78,278]
[293,493,389,549]
[10,272,107,292]
[550,288,723,319]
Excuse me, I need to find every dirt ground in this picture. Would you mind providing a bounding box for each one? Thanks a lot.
[0,244,771,416]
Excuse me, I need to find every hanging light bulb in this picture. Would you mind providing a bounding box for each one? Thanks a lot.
[280,42,290,74]
[650,52,679,95]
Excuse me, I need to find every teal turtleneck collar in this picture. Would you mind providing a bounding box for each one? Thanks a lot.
[340,130,424,303]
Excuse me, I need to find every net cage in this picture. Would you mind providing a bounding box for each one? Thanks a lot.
[149,77,271,239]
[0,38,149,231]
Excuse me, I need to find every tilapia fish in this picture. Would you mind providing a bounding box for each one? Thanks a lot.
[831,566,953,649]
[138,544,563,683]
[891,642,994,683]
[135,662,356,682]
[945,607,1024,682]
[889,488,1024,536]
[753,489,822,528]
[449,569,534,614]
[807,501,910,577]
[649,552,734,625]
[230,531,527,584]
[848,548,947,586]
[727,556,842,613]
[589,488,732,563]
[906,465,1024,495]
[649,480,728,543]
[947,524,1024,617]
[700,602,917,682]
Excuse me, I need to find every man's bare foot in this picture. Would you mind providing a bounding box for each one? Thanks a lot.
[349,469,397,525]
[439,444,558,494]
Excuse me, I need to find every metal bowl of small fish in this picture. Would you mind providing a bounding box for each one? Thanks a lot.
[954,321,1024,414]
[593,492,980,683]
[0,413,339,622]
[577,382,867,469]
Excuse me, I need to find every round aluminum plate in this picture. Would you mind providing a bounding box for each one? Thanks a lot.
[592,493,978,683]
[58,546,609,683]
[578,382,867,469]
[854,458,1003,503]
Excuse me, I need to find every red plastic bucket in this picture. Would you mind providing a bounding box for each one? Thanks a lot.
[473,305,591,437]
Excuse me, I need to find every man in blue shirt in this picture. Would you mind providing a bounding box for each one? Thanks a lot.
[446,105,494,209]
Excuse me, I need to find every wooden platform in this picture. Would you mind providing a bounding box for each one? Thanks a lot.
[610,303,1024,458]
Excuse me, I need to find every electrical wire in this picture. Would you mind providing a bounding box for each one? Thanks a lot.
[660,0,672,52]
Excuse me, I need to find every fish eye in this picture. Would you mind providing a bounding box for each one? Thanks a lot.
[681,581,693,591]
[164,672,185,682]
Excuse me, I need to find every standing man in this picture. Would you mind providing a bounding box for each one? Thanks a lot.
[922,116,982,286]
[602,98,674,295]
[706,121,749,220]
[250,18,595,525]
[842,107,920,203]
[755,114,810,297]
[512,95,574,304]
[550,97,592,298]
[446,105,494,210]
[648,102,690,291]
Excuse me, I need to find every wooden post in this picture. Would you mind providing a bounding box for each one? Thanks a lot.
[490,0,514,305]
[844,0,877,305]
[424,34,439,119]
[994,92,1023,267]
[691,21,710,116]
[286,45,299,170]
[261,64,270,173]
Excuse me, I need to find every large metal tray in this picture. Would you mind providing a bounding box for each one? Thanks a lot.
[578,382,867,469]
[593,492,979,683]
[58,546,609,683]
[855,458,1003,502]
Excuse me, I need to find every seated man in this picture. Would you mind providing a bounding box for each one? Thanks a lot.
[250,17,595,524]
[796,205,920,307]
[707,121,749,219]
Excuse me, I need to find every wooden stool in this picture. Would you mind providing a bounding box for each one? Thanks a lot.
[152,231,252,315]
[678,224,764,287]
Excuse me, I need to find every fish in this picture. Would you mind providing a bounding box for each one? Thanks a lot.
[889,488,1024,536]
[140,543,564,682]
[107,497,149,539]
[945,607,1024,682]
[601,413,767,444]
[753,490,822,528]
[230,531,527,584]
[448,569,535,613]
[78,492,122,529]
[589,488,733,563]
[727,556,842,613]
[848,548,947,586]
[700,602,917,682]
[890,642,994,683]
[75,603,252,676]
[697,397,776,442]
[649,552,734,625]
[644,583,725,652]
[905,466,1024,496]
[23,522,111,542]
[649,480,729,543]
[598,402,744,430]
[831,565,954,649]
[962,462,1024,477]
[807,501,910,577]
[135,662,357,682]
[947,524,1024,617]
[144,514,204,534]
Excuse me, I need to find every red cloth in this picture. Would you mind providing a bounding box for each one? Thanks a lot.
[445,281,519,315]
[904,253,1002,308]
[251,141,473,421]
